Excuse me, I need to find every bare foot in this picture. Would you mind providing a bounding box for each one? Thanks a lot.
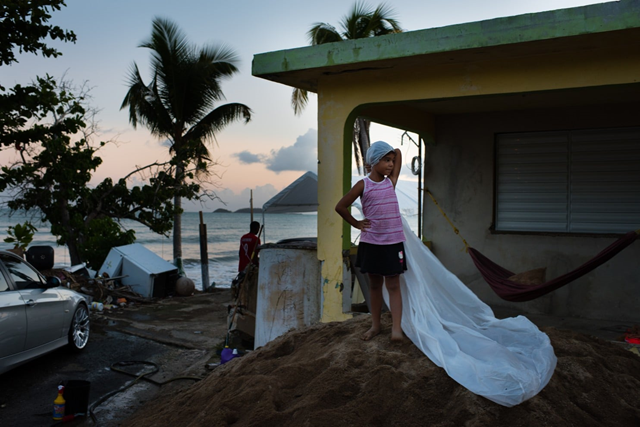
[390,329,404,342]
[362,327,381,341]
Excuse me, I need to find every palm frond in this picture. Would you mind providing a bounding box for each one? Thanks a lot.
[198,44,240,78]
[292,88,309,116]
[369,3,402,35]
[340,2,402,39]
[308,23,343,45]
[141,17,192,82]
[340,1,373,39]
[146,23,189,91]
[188,44,242,120]
[183,103,252,143]
[120,63,173,136]
[140,18,195,123]
[120,63,147,128]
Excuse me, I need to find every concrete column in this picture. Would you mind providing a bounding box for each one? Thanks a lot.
[317,89,353,322]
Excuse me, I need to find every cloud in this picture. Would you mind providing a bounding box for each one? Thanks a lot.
[266,129,317,172]
[232,129,317,174]
[233,150,266,164]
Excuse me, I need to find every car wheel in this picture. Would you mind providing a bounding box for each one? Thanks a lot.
[68,304,90,351]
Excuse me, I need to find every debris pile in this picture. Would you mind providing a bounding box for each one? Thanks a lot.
[123,313,640,427]
[227,264,259,345]
[44,268,153,307]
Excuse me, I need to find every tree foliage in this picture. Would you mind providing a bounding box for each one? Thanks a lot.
[0,0,76,67]
[0,0,79,148]
[1,74,82,147]
[0,78,198,266]
[0,3,198,268]
[3,221,37,251]
[74,217,135,270]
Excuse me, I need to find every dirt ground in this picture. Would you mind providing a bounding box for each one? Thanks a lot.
[75,289,235,426]
[122,312,640,427]
[95,288,233,353]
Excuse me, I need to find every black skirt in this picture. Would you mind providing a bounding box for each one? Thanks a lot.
[355,241,407,276]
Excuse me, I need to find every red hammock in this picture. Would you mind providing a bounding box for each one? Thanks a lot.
[468,231,639,302]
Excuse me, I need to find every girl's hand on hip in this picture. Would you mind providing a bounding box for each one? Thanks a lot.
[357,219,371,230]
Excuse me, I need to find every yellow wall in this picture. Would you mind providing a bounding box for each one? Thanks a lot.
[316,42,640,322]
[316,86,353,322]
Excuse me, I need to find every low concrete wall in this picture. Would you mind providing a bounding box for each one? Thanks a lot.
[423,103,640,322]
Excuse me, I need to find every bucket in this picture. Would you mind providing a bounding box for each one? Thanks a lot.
[60,380,91,415]
[26,245,55,270]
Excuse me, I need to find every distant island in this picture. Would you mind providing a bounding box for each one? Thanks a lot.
[213,208,263,213]
[234,208,263,213]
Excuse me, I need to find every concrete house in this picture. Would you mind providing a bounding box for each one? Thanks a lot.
[252,1,640,323]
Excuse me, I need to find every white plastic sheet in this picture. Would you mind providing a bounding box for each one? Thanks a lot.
[383,218,557,407]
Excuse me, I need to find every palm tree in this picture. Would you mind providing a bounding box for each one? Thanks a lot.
[122,17,252,269]
[292,2,402,173]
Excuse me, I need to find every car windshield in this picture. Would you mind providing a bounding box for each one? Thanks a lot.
[0,254,43,290]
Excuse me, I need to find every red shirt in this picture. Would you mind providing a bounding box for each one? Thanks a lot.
[238,232,260,272]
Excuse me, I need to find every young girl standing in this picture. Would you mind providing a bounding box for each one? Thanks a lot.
[335,141,406,342]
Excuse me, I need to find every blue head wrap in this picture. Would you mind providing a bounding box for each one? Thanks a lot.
[366,141,395,167]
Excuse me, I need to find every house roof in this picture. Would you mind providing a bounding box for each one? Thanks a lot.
[262,171,319,214]
[252,1,640,93]
[262,171,419,216]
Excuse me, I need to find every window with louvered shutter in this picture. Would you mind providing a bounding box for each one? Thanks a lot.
[495,127,640,234]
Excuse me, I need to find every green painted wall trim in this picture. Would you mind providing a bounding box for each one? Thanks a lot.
[341,111,357,251]
[253,1,640,77]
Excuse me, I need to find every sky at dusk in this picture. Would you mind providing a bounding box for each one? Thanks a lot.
[1,0,611,211]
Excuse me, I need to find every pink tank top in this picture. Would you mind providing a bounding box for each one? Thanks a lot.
[359,176,405,245]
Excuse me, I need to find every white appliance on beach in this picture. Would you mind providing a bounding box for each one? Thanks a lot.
[99,243,179,298]
[254,242,321,348]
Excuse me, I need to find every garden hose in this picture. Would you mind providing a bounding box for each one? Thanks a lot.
[87,360,202,425]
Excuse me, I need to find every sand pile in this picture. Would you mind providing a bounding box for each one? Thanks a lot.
[124,314,640,427]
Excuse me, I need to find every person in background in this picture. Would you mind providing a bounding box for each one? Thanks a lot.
[238,221,261,272]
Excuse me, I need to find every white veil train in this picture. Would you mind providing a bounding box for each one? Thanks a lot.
[382,217,557,407]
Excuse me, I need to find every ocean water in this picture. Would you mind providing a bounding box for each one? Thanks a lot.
[0,210,318,290]
[1,209,420,290]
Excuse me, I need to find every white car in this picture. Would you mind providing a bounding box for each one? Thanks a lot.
[0,250,90,374]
